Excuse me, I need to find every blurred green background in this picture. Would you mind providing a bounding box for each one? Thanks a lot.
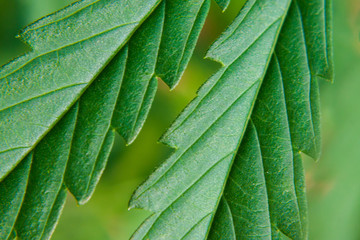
[0,0,359,239]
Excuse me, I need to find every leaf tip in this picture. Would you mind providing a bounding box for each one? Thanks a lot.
[214,0,231,12]
[204,53,225,67]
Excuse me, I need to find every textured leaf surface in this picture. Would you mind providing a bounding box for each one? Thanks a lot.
[0,0,159,180]
[0,0,227,239]
[130,0,291,238]
[0,0,333,238]
[131,0,333,239]
[0,155,32,240]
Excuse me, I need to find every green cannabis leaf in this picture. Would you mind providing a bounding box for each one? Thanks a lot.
[0,0,227,239]
[130,0,333,239]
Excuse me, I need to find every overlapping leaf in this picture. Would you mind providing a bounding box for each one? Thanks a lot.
[0,0,229,239]
[130,0,333,239]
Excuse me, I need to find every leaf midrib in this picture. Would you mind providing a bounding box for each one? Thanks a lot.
[0,0,163,181]
[140,152,234,238]
[163,17,283,141]
[204,1,292,238]
[131,81,260,203]
[0,83,86,112]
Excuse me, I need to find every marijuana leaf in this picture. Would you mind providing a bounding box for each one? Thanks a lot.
[0,0,227,239]
[130,0,333,239]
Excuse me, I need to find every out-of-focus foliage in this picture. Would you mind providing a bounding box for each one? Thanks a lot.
[307,0,360,239]
[0,0,234,239]
[0,0,358,239]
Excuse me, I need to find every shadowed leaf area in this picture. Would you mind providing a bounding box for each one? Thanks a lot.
[0,0,333,239]
[130,0,333,239]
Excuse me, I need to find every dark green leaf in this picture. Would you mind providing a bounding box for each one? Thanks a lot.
[131,0,333,239]
[130,0,292,238]
[0,0,227,238]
